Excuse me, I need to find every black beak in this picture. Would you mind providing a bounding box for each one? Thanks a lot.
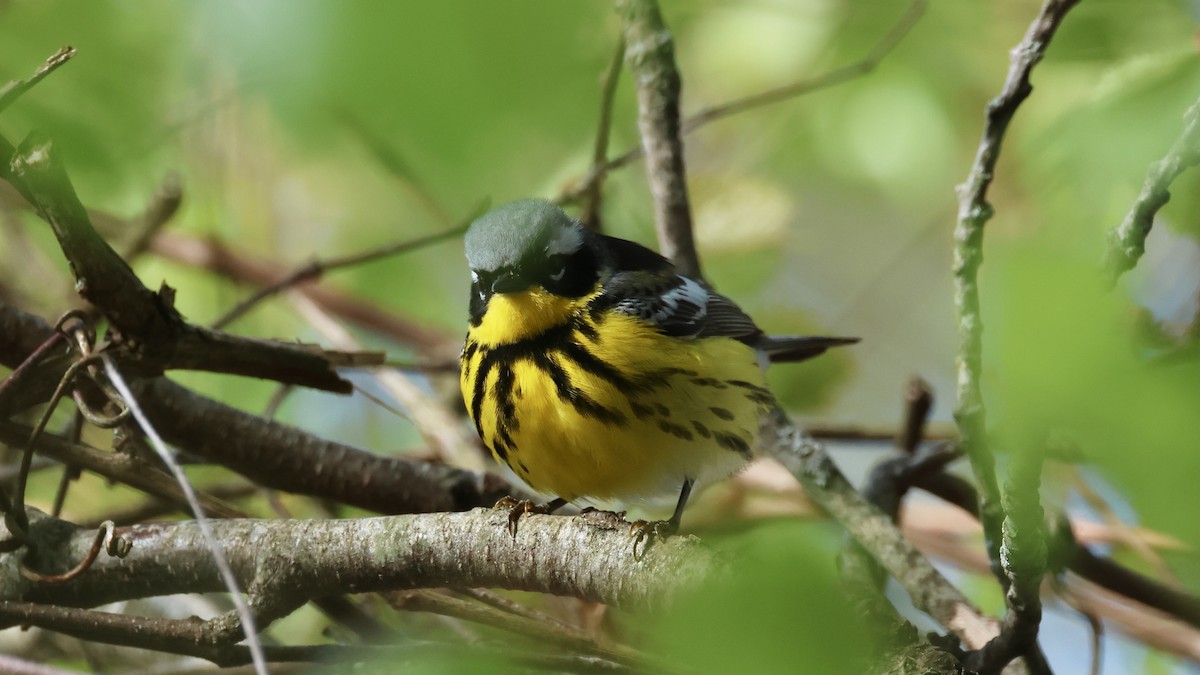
[491,270,531,294]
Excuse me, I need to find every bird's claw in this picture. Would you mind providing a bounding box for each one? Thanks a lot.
[628,518,679,561]
[493,496,549,538]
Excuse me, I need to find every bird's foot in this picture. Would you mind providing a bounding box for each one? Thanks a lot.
[628,518,679,561]
[493,496,559,538]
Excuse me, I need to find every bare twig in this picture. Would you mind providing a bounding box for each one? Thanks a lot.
[581,37,626,232]
[1103,95,1200,281]
[122,174,183,260]
[388,589,654,670]
[287,292,487,471]
[19,520,129,584]
[100,355,267,675]
[80,483,258,528]
[615,0,701,279]
[0,420,246,520]
[0,304,504,514]
[8,136,357,393]
[952,1,1080,672]
[683,0,926,132]
[212,222,469,330]
[0,46,76,116]
[146,231,449,350]
[337,112,459,228]
[898,376,934,454]
[811,423,957,444]
[560,0,926,205]
[905,511,1200,664]
[762,417,1003,651]
[913,470,1200,633]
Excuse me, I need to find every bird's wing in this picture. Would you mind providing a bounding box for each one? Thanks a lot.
[600,271,714,337]
[591,234,858,358]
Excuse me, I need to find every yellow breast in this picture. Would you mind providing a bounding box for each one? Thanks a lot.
[460,287,770,503]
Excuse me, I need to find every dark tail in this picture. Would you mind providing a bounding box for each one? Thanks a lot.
[757,335,859,364]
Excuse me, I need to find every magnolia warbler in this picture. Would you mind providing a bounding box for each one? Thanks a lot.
[460,199,856,540]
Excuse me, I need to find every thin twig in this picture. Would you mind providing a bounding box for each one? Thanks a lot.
[615,0,701,279]
[49,410,83,518]
[1,300,480,517]
[388,589,655,670]
[337,112,459,229]
[80,483,258,528]
[212,223,469,330]
[685,0,926,132]
[560,0,926,205]
[762,416,1003,651]
[9,137,356,393]
[122,174,183,260]
[0,46,76,116]
[952,2,1080,672]
[19,520,129,584]
[287,291,486,471]
[146,231,449,350]
[100,356,267,675]
[581,36,626,232]
[898,375,934,454]
[1102,95,1200,281]
[913,470,1200,632]
[0,420,246,520]
[4,350,101,546]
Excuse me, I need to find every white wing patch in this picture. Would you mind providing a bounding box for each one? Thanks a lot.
[653,276,708,325]
[613,275,709,336]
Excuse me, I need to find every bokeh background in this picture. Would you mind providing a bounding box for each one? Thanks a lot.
[2,0,1199,672]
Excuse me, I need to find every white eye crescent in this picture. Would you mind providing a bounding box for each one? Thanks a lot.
[550,267,566,282]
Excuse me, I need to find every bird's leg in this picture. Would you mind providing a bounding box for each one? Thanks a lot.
[493,496,568,537]
[630,478,694,560]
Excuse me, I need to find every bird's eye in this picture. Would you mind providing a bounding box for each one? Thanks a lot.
[547,255,567,282]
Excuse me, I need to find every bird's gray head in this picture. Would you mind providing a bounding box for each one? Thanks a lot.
[465,199,583,274]
[464,200,601,324]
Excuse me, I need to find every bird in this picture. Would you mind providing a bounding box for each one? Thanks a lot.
[459,199,856,549]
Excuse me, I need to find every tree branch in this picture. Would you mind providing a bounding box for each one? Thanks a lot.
[762,417,1002,651]
[615,0,701,279]
[952,1,1080,672]
[0,303,516,515]
[1102,94,1200,281]
[0,47,76,116]
[2,509,724,615]
[580,36,626,232]
[6,135,360,394]
[560,1,926,208]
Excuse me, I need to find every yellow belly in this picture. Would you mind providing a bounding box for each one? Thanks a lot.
[461,297,771,503]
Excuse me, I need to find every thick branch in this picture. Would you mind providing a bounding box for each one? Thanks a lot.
[0,303,515,514]
[1,510,724,615]
[129,377,512,514]
[763,418,1002,651]
[615,0,701,279]
[6,136,357,393]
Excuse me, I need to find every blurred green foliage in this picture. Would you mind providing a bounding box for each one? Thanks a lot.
[651,520,868,674]
[3,0,1200,671]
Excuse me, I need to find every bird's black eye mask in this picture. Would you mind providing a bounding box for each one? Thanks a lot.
[467,244,599,325]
